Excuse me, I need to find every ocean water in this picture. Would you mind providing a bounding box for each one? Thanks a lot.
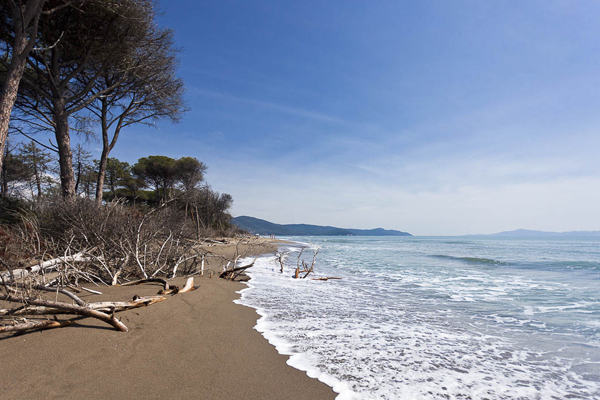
[234,236,600,399]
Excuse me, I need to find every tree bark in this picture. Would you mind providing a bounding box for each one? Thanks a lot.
[0,49,27,174]
[0,0,46,174]
[1,142,9,198]
[54,103,76,200]
[95,148,109,203]
[95,98,110,203]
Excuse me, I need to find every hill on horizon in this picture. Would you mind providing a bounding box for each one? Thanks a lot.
[232,216,412,237]
[468,229,600,237]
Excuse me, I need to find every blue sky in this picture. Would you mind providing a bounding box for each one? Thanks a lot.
[104,0,600,235]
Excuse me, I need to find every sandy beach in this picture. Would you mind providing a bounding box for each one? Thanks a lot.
[0,239,336,400]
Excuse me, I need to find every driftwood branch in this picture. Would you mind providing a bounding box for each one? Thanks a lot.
[158,277,196,295]
[35,285,85,306]
[179,277,195,293]
[219,263,254,281]
[79,286,102,295]
[0,251,90,281]
[311,277,342,281]
[275,251,288,273]
[293,246,320,279]
[120,278,170,290]
[0,294,129,332]
[0,296,167,316]
[0,318,76,334]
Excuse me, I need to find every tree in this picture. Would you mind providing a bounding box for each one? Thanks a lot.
[175,157,207,192]
[132,155,177,204]
[0,140,33,198]
[104,157,129,197]
[120,174,146,205]
[185,184,233,234]
[89,23,185,204]
[72,143,92,196]
[0,0,48,175]
[11,0,159,200]
[19,140,54,198]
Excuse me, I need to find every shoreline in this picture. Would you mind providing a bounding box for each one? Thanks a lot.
[0,238,336,400]
[235,239,356,399]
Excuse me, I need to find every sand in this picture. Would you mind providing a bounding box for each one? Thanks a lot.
[0,239,336,400]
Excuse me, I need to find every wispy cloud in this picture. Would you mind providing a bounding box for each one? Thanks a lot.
[189,87,362,127]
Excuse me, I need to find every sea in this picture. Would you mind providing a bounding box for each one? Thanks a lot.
[234,236,600,399]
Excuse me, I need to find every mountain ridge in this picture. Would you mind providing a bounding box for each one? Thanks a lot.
[232,216,412,236]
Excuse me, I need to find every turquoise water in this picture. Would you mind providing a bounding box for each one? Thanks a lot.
[236,236,600,399]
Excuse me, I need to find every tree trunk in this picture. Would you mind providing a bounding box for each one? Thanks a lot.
[1,142,9,198]
[95,99,110,203]
[33,161,42,198]
[95,151,108,203]
[74,159,81,194]
[0,0,46,174]
[54,104,76,200]
[0,43,28,175]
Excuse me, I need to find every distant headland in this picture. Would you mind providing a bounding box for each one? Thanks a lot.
[467,229,600,237]
[232,216,412,237]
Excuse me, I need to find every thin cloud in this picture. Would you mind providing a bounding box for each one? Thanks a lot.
[189,87,362,127]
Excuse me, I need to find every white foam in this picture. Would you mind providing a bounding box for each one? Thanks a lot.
[232,238,600,399]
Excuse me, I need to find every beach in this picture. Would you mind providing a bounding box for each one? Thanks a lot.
[0,239,336,400]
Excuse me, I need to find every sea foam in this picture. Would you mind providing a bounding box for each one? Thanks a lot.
[235,237,600,399]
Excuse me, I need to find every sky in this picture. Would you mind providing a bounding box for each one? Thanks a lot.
[102,0,600,235]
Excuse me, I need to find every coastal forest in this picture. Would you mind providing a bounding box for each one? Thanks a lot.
[0,0,250,334]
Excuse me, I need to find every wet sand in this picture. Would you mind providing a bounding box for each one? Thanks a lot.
[0,239,336,400]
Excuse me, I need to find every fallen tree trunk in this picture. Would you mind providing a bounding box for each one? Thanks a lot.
[0,252,90,281]
[0,294,129,332]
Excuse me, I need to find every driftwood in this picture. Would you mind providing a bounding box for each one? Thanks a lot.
[3,283,86,306]
[158,277,196,294]
[275,251,288,273]
[35,285,86,306]
[0,294,129,332]
[219,263,254,281]
[205,239,228,244]
[0,295,167,316]
[179,277,195,293]
[120,278,170,290]
[311,277,342,281]
[0,319,76,334]
[79,286,102,295]
[83,295,167,312]
[0,251,90,281]
[293,246,320,279]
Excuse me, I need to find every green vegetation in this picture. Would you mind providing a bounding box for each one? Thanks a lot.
[0,1,241,279]
[1,145,234,232]
[232,216,412,236]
